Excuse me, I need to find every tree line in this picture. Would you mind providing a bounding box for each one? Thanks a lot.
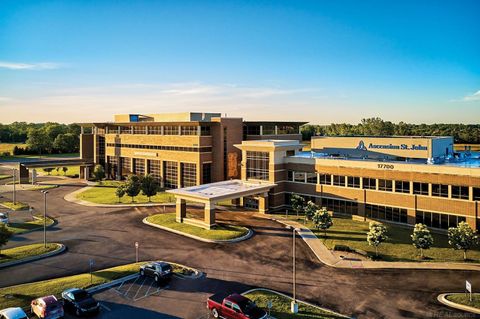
[0,122,81,155]
[301,118,480,144]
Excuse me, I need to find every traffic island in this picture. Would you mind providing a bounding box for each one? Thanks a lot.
[0,243,65,268]
[242,288,350,319]
[437,293,480,315]
[143,213,252,243]
[0,261,200,309]
[6,215,55,234]
[0,201,30,211]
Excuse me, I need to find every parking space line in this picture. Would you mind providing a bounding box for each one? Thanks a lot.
[132,277,148,300]
[133,285,169,302]
[121,276,140,296]
[143,278,155,297]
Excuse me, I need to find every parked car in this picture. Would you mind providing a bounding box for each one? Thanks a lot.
[30,295,64,319]
[0,307,29,319]
[207,293,267,319]
[139,262,173,283]
[0,213,9,225]
[61,288,99,317]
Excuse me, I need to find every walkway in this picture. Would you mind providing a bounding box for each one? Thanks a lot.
[262,214,480,271]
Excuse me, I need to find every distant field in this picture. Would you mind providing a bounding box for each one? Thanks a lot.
[0,143,27,155]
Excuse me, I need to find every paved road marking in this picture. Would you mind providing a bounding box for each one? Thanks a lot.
[132,277,148,300]
[133,285,169,302]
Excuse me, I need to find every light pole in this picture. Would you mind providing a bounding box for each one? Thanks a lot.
[287,225,299,313]
[41,190,48,248]
[12,168,17,205]
[135,241,139,263]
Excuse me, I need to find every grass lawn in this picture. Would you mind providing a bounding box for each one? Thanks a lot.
[6,215,55,234]
[77,186,175,204]
[0,262,146,309]
[243,290,346,319]
[0,143,27,155]
[146,213,249,241]
[446,293,480,309]
[0,175,10,180]
[0,201,30,211]
[26,185,58,191]
[0,152,79,161]
[0,243,59,265]
[288,215,480,262]
[39,166,80,178]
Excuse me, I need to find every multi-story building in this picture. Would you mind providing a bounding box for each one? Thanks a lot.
[80,113,479,231]
[78,112,304,188]
[236,136,479,231]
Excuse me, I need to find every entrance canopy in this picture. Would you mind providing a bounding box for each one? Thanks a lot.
[167,179,276,229]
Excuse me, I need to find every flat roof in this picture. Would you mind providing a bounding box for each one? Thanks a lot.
[167,179,276,201]
[312,135,453,140]
[291,151,480,168]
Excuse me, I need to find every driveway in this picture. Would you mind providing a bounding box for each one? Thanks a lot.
[0,167,478,318]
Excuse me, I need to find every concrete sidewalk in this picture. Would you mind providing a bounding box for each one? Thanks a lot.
[263,214,480,271]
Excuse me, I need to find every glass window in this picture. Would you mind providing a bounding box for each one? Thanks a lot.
[413,182,429,195]
[306,172,317,184]
[181,163,196,187]
[347,176,360,188]
[181,126,198,135]
[262,125,276,135]
[333,175,345,186]
[202,163,211,184]
[395,181,410,194]
[120,157,131,176]
[246,151,269,180]
[164,126,178,135]
[148,126,162,135]
[294,172,306,183]
[431,184,448,198]
[277,125,296,134]
[164,161,178,189]
[133,126,146,134]
[378,179,393,192]
[287,170,294,181]
[363,178,376,190]
[319,174,331,185]
[473,187,480,200]
[200,126,211,136]
[148,160,161,184]
[133,158,145,176]
[244,124,261,136]
[451,186,469,200]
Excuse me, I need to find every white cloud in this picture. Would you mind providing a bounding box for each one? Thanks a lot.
[463,90,480,102]
[0,61,64,70]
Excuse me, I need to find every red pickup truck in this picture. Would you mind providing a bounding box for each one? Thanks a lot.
[207,293,267,319]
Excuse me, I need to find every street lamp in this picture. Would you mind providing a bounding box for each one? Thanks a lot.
[135,241,139,263]
[12,168,17,205]
[41,190,48,248]
[287,225,299,313]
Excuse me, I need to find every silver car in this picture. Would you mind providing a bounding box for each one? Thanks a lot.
[0,213,9,225]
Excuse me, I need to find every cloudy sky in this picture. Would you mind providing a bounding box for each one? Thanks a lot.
[0,0,479,124]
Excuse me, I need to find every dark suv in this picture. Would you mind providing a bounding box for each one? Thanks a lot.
[61,288,100,316]
[139,262,173,283]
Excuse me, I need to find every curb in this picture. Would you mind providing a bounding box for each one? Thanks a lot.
[0,243,66,269]
[142,217,253,243]
[437,293,480,315]
[267,215,480,271]
[64,187,176,208]
[11,215,58,236]
[241,288,352,319]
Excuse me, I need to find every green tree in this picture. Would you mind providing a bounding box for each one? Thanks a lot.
[62,167,68,175]
[367,221,388,257]
[44,168,54,175]
[26,128,52,155]
[93,165,106,182]
[290,194,305,217]
[0,224,13,255]
[53,133,79,153]
[124,175,141,202]
[312,208,333,237]
[141,174,159,202]
[448,222,479,260]
[115,185,126,203]
[411,223,434,259]
[304,200,318,221]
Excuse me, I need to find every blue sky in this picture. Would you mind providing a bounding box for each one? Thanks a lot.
[0,0,479,124]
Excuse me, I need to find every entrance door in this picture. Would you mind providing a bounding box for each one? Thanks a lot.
[244,197,259,209]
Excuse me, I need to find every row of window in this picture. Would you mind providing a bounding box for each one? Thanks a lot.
[104,125,212,136]
[243,125,298,136]
[287,170,480,201]
[285,193,467,229]
[106,143,212,153]
[415,210,466,230]
[246,151,270,180]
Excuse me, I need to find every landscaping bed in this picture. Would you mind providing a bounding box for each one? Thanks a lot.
[0,262,146,309]
[76,185,175,204]
[0,243,59,265]
[146,213,249,241]
[287,215,480,262]
[6,215,55,234]
[0,201,29,211]
[445,293,480,309]
[243,289,347,319]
